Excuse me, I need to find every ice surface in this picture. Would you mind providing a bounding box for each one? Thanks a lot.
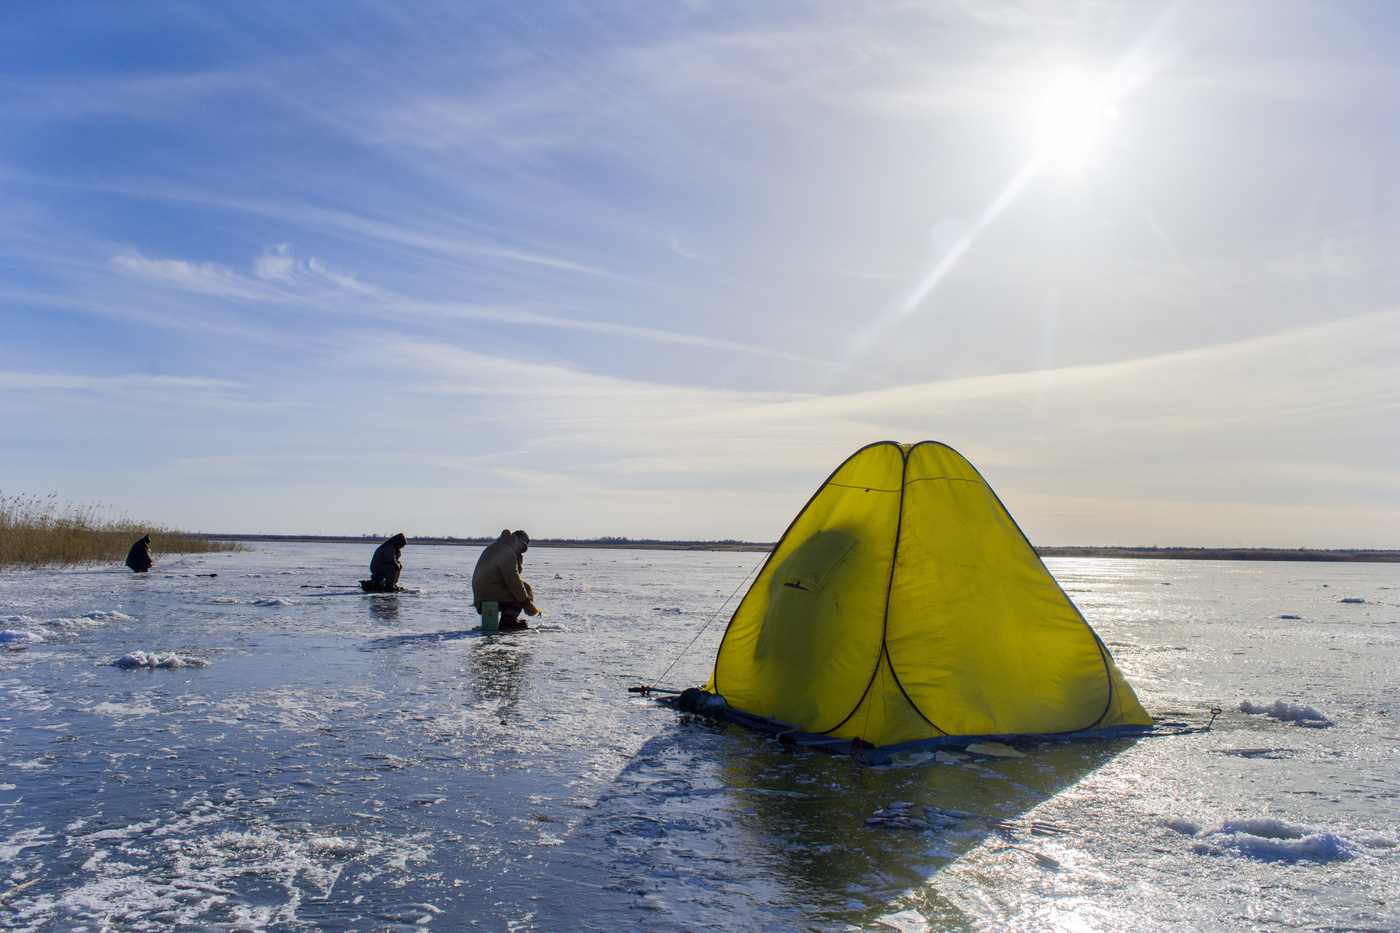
[0,546,1397,932]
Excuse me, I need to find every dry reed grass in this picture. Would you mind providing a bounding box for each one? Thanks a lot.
[0,493,238,570]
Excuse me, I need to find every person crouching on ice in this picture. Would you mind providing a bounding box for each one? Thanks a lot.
[369,533,407,591]
[125,534,153,573]
[472,529,538,630]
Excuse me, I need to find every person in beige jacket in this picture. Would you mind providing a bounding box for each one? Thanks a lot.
[471,529,538,629]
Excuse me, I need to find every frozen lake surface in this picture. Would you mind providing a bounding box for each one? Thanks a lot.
[2,542,1397,932]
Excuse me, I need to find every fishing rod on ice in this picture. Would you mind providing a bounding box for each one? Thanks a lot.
[629,550,769,697]
[1140,706,1223,736]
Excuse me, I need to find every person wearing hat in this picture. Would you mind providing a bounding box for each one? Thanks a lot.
[472,529,538,630]
[369,533,407,591]
[125,534,153,573]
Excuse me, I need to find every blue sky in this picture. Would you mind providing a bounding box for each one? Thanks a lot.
[2,0,1398,546]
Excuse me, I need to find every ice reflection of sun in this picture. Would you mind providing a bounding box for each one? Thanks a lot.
[1031,73,1119,164]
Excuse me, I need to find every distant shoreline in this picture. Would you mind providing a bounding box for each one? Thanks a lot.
[206,534,1400,561]
[1034,546,1400,563]
[207,534,774,552]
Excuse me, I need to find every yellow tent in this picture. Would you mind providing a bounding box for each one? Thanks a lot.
[705,441,1152,748]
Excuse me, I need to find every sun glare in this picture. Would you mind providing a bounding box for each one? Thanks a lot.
[1031,74,1119,164]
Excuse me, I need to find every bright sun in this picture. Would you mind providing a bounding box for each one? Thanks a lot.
[1031,74,1119,164]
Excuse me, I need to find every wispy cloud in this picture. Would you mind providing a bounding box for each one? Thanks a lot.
[11,167,624,280]
[112,253,272,301]
[667,234,703,260]
[191,306,1382,541]
[343,308,1400,485]
[0,371,243,392]
[111,245,837,365]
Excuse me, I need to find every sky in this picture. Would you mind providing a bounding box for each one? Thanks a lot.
[2,0,1398,547]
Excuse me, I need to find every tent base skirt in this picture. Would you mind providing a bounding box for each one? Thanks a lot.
[656,688,1159,765]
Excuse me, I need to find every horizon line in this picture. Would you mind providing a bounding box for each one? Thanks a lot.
[188,534,1400,561]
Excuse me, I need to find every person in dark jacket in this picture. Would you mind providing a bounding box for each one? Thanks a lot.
[369,533,407,590]
[472,530,537,629]
[125,535,153,573]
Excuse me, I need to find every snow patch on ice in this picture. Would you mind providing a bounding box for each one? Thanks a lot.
[1356,834,1398,849]
[2,610,133,634]
[307,836,363,855]
[1,826,54,861]
[83,610,135,622]
[18,802,412,933]
[1192,818,1355,862]
[1239,698,1331,726]
[113,651,210,669]
[1161,817,1199,836]
[5,611,133,633]
[1219,818,1304,839]
[92,700,159,717]
[1,629,43,644]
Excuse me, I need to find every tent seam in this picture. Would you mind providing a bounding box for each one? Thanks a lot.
[820,442,931,738]
[877,441,952,736]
